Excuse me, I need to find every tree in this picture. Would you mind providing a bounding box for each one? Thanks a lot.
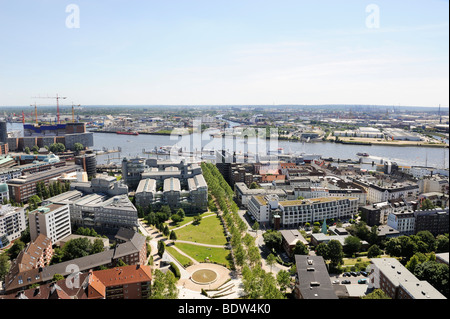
[405,252,428,273]
[416,231,436,253]
[8,240,25,259]
[249,182,261,189]
[52,274,64,282]
[262,230,282,250]
[252,221,260,233]
[266,253,277,272]
[248,246,261,267]
[63,237,93,261]
[157,240,165,257]
[315,243,329,259]
[91,239,105,254]
[170,214,182,225]
[192,214,202,225]
[344,236,362,256]
[362,289,391,299]
[170,231,177,240]
[414,261,449,298]
[327,240,344,267]
[436,235,449,253]
[293,241,309,255]
[276,269,291,292]
[367,244,382,258]
[149,269,178,299]
[163,225,170,237]
[28,195,42,211]
[420,198,436,210]
[50,143,65,153]
[176,208,185,220]
[234,244,246,267]
[0,253,10,281]
[73,142,84,154]
[385,237,403,257]
[24,147,30,154]
[146,212,157,226]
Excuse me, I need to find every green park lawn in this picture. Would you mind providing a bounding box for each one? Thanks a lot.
[173,242,231,269]
[174,214,228,246]
[165,245,194,268]
[167,211,215,230]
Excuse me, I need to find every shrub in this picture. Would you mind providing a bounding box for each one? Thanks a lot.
[169,262,181,279]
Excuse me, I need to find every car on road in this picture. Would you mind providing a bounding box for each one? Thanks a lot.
[341,280,351,284]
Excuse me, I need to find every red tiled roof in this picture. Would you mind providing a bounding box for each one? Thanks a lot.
[87,273,106,299]
[93,265,152,287]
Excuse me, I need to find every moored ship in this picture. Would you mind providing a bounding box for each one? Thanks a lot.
[116,131,139,135]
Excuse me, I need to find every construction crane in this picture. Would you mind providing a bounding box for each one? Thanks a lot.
[72,103,80,123]
[30,103,38,124]
[32,94,67,124]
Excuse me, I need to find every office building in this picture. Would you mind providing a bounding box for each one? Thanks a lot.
[7,164,82,203]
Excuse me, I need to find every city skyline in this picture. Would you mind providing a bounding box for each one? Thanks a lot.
[0,0,448,107]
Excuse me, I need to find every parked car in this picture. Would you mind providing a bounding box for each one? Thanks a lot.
[343,272,350,277]
[358,279,367,284]
[332,280,340,284]
[341,280,351,284]
[350,272,358,276]
[360,271,368,277]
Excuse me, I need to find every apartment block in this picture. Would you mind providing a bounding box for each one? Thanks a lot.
[1,264,152,300]
[28,203,72,243]
[10,234,53,273]
[368,258,446,299]
[3,228,147,294]
[248,194,358,228]
[88,265,152,299]
[0,204,27,248]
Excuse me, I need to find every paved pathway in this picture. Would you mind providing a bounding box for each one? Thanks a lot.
[138,219,244,299]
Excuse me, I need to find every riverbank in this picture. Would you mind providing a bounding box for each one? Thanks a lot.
[326,137,449,148]
[89,129,192,136]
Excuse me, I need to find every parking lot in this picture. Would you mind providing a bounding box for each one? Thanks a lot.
[330,271,369,285]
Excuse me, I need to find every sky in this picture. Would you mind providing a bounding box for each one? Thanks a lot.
[0,0,448,107]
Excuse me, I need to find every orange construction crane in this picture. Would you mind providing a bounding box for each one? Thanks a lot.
[32,94,67,124]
